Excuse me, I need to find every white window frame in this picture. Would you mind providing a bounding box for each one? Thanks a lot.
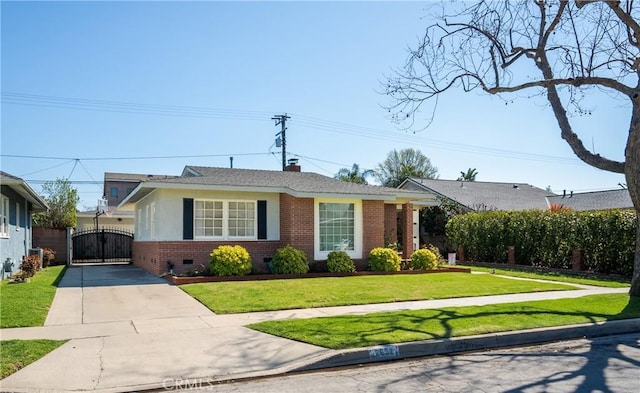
[314,199,362,260]
[194,199,257,240]
[0,196,9,238]
[16,202,21,231]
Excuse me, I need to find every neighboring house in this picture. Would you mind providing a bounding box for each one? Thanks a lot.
[399,178,555,212]
[76,172,177,232]
[118,162,436,275]
[547,189,634,211]
[0,171,49,278]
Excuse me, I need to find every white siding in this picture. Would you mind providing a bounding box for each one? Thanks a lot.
[135,189,280,241]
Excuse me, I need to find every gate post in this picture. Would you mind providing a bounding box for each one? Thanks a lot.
[101,229,106,263]
[66,227,73,266]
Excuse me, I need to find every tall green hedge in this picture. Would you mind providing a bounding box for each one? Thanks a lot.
[446,210,637,276]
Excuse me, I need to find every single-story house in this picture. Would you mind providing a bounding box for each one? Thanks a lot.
[0,171,49,278]
[118,162,436,276]
[547,189,634,211]
[399,178,555,212]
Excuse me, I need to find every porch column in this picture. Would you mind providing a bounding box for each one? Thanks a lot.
[401,202,414,259]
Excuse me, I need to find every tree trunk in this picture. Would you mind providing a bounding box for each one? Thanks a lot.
[627,99,640,297]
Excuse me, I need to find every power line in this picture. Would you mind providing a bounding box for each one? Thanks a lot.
[1,92,588,165]
[1,92,273,121]
[1,152,273,161]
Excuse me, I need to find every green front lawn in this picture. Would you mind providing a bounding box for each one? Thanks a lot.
[459,265,630,288]
[249,294,640,349]
[0,339,68,379]
[0,265,66,328]
[182,273,574,314]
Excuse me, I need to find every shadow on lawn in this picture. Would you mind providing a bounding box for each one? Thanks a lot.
[344,295,640,347]
[371,296,640,393]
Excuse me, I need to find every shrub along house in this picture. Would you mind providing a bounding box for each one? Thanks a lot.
[118,162,436,276]
[0,171,49,278]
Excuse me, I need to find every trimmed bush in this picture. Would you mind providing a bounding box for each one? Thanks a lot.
[20,255,41,278]
[367,247,401,272]
[326,251,356,273]
[272,245,309,274]
[446,209,637,276]
[209,245,252,276]
[411,249,439,270]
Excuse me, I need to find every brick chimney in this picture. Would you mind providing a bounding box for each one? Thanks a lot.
[284,158,301,172]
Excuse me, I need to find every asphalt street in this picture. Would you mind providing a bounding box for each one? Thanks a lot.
[180,333,640,393]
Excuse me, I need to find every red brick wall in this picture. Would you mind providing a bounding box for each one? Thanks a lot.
[384,204,398,245]
[133,240,283,276]
[279,194,314,261]
[33,228,68,264]
[362,200,385,265]
[401,203,414,259]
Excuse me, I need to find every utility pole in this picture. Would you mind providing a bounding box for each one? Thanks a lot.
[272,114,290,170]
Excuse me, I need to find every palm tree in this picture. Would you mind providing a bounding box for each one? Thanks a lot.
[334,163,375,185]
[457,168,478,182]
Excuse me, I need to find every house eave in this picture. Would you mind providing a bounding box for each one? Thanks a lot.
[118,181,438,206]
[1,178,49,212]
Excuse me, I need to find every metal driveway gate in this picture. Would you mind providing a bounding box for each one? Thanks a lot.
[72,228,133,264]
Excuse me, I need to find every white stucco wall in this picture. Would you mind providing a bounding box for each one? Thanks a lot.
[76,216,135,232]
[134,188,280,241]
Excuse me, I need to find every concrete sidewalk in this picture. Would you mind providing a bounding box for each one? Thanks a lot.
[0,265,635,393]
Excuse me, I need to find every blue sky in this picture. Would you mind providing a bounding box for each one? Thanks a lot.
[1,1,628,209]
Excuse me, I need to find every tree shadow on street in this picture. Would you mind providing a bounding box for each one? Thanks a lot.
[370,296,640,393]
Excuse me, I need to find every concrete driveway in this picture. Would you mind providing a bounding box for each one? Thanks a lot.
[0,265,328,392]
[45,264,215,327]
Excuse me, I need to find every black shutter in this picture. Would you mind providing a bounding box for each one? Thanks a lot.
[183,198,194,240]
[257,200,267,239]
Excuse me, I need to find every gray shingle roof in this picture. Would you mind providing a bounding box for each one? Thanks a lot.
[547,189,633,211]
[119,166,436,206]
[401,178,555,211]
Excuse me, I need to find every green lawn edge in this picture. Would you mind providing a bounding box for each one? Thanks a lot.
[0,265,67,328]
[180,273,576,314]
[181,273,575,314]
[248,293,640,350]
[458,264,630,288]
[0,339,68,379]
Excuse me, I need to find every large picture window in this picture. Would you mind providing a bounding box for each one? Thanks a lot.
[319,202,354,252]
[194,200,255,239]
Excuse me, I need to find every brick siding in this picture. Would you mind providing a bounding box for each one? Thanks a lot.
[401,202,414,258]
[279,194,314,261]
[133,240,283,276]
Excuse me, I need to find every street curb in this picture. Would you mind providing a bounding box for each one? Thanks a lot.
[290,318,640,372]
